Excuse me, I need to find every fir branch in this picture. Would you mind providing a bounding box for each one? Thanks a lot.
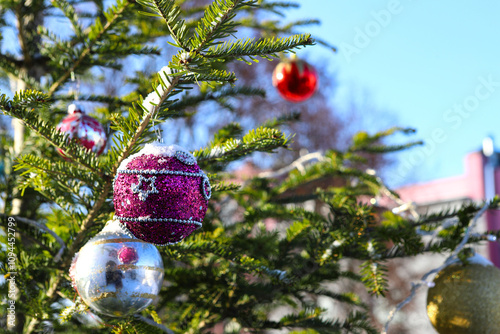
[94,40,161,57]
[258,1,300,16]
[204,34,314,61]
[157,86,264,118]
[47,0,132,95]
[191,0,258,52]
[213,122,244,144]
[15,154,100,186]
[360,260,388,296]
[51,0,84,39]
[18,172,91,214]
[17,179,77,216]
[262,111,301,128]
[14,3,35,64]
[306,288,366,308]
[195,126,289,170]
[0,55,42,90]
[137,0,190,51]
[282,19,320,30]
[24,173,113,334]
[0,53,22,72]
[349,127,422,153]
[259,309,376,333]
[244,18,321,35]
[164,86,265,114]
[212,181,241,193]
[55,93,130,106]
[411,205,472,227]
[132,315,175,334]
[258,151,325,179]
[166,51,245,82]
[37,25,65,46]
[178,68,236,83]
[275,158,380,197]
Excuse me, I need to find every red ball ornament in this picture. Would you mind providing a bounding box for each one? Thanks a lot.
[56,103,107,157]
[272,56,317,103]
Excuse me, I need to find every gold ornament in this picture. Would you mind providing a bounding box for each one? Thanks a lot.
[426,255,500,334]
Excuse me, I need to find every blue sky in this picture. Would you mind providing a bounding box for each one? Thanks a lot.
[286,1,500,187]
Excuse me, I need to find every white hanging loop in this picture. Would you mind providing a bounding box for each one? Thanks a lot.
[151,118,163,143]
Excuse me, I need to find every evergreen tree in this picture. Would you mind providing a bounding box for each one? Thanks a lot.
[0,1,498,333]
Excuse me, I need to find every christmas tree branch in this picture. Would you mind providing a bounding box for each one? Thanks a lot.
[47,0,131,95]
[203,34,314,60]
[15,5,33,65]
[191,0,257,52]
[51,0,84,39]
[64,180,113,267]
[0,54,21,72]
[144,0,189,51]
[16,154,100,186]
[195,126,289,171]
[134,315,175,334]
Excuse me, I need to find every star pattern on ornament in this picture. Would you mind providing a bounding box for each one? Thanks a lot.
[131,175,159,201]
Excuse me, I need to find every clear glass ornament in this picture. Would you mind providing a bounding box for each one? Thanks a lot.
[72,220,164,317]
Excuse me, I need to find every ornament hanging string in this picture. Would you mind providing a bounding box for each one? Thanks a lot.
[382,202,490,334]
[70,71,80,102]
[147,95,162,142]
[151,118,163,143]
[142,67,175,143]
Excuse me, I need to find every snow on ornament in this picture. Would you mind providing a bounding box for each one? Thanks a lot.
[272,56,317,103]
[113,142,211,245]
[426,253,500,333]
[56,103,107,157]
[71,220,164,317]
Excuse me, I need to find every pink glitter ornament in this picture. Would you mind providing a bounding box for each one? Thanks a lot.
[56,103,107,157]
[113,143,211,245]
[118,246,139,264]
